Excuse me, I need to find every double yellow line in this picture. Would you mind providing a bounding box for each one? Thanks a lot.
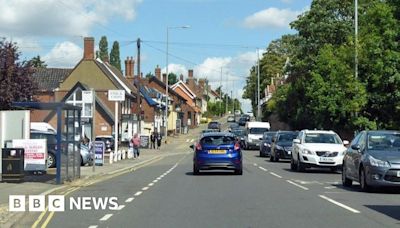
[31,155,164,228]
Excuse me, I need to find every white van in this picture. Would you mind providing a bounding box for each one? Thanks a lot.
[244,121,271,149]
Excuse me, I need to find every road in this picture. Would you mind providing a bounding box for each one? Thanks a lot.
[20,122,400,228]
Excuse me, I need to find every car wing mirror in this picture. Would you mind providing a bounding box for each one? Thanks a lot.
[189,145,194,149]
[343,140,349,146]
[259,137,263,140]
[351,144,361,151]
[293,139,301,144]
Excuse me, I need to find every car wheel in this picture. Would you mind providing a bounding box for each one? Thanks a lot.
[80,155,84,166]
[193,164,200,175]
[330,167,338,173]
[290,157,297,170]
[274,155,280,162]
[296,155,305,172]
[235,168,243,175]
[342,165,353,187]
[269,154,274,162]
[47,153,56,168]
[359,167,371,192]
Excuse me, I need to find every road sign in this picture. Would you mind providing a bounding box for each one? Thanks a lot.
[108,90,125,101]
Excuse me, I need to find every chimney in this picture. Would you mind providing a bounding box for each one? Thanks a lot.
[155,65,161,80]
[130,57,135,78]
[180,74,184,81]
[187,69,195,89]
[125,57,135,85]
[162,73,167,84]
[124,57,130,77]
[188,69,193,78]
[83,37,95,60]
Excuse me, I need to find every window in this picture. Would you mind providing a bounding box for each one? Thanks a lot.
[66,88,93,118]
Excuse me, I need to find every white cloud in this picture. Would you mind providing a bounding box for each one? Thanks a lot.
[43,42,82,67]
[0,0,142,37]
[243,7,300,29]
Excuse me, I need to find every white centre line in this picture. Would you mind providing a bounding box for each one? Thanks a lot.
[88,226,98,228]
[253,163,258,167]
[116,205,125,210]
[153,179,159,183]
[259,167,268,172]
[319,195,361,214]
[286,180,309,190]
[269,172,283,178]
[148,183,154,186]
[99,214,113,221]
[142,187,149,191]
[324,186,337,189]
[134,191,143,196]
[125,197,134,203]
[190,139,194,142]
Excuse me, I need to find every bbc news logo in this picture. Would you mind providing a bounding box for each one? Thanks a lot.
[9,195,119,212]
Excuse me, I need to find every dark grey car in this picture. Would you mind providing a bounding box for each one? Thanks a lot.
[259,131,277,157]
[270,131,299,162]
[342,130,400,191]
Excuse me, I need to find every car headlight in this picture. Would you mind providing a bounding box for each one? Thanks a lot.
[248,138,252,143]
[302,149,312,155]
[369,156,390,168]
[276,145,283,150]
[264,143,270,147]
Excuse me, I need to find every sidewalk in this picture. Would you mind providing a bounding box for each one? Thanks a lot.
[0,123,208,225]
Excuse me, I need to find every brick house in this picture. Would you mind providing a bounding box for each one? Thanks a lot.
[170,80,201,127]
[43,37,138,142]
[185,69,207,116]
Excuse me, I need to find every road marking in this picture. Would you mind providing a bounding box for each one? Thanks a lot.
[324,186,337,189]
[186,139,189,142]
[88,226,98,228]
[142,187,149,191]
[148,183,154,186]
[99,214,113,221]
[318,195,361,214]
[157,177,162,180]
[190,139,194,142]
[258,167,268,172]
[153,179,159,183]
[116,205,125,210]
[32,206,49,228]
[269,172,283,178]
[286,180,309,190]
[125,197,134,203]
[326,181,340,185]
[40,211,55,228]
[134,191,143,196]
[253,163,258,166]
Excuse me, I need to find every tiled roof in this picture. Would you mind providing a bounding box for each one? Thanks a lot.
[32,68,72,91]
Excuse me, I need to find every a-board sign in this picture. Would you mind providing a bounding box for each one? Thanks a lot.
[93,141,105,166]
[12,139,47,171]
[140,135,149,148]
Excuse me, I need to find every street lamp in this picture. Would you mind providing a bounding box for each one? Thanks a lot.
[256,48,261,121]
[165,25,190,143]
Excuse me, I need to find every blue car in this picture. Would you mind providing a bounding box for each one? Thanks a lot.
[192,132,242,175]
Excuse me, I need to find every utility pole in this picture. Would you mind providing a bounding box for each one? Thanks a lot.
[137,38,141,134]
[231,90,233,114]
[219,67,222,116]
[355,0,358,79]
[257,48,261,121]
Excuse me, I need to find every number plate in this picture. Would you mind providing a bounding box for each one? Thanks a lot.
[320,157,334,162]
[208,150,226,154]
[397,171,400,177]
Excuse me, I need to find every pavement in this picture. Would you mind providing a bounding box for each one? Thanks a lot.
[0,121,209,227]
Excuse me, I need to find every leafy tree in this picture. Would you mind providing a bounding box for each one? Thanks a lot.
[110,41,121,72]
[99,36,108,62]
[29,55,47,68]
[168,73,177,85]
[0,40,37,109]
[145,72,154,78]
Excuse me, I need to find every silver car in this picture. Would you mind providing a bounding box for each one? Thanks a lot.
[342,130,400,191]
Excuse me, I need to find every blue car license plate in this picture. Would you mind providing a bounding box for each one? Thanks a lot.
[208,150,226,154]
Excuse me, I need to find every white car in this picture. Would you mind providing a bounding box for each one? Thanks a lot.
[291,130,349,172]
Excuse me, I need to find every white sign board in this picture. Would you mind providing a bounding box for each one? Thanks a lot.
[12,139,47,171]
[108,90,125,101]
[82,91,93,103]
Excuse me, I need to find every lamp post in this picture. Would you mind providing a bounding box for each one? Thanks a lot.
[165,25,190,143]
[256,48,261,121]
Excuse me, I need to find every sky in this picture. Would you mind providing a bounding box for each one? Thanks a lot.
[0,0,311,113]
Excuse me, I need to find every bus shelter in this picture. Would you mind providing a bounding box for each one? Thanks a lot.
[12,102,82,184]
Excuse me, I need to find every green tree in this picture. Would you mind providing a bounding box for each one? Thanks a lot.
[168,73,178,85]
[0,40,37,109]
[99,36,108,62]
[110,41,121,72]
[145,72,154,78]
[29,55,47,68]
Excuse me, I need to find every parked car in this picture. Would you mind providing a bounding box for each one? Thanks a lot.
[207,121,221,132]
[241,114,251,122]
[232,129,246,148]
[244,121,271,150]
[291,130,349,172]
[259,131,277,157]
[342,130,400,191]
[270,131,299,162]
[30,130,93,168]
[238,117,247,126]
[227,115,235,122]
[191,132,242,175]
[95,135,115,152]
[228,123,240,132]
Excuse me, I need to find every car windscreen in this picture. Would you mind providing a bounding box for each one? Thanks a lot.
[263,132,276,140]
[367,132,400,151]
[200,135,236,146]
[304,133,342,144]
[278,133,298,142]
[208,123,219,128]
[249,128,269,134]
[232,130,245,136]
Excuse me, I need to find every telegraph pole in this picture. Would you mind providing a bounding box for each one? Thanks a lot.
[257,48,261,121]
[137,38,141,134]
[219,67,222,116]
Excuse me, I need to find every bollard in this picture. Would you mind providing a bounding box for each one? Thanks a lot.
[114,151,118,162]
[117,150,121,161]
[122,150,126,159]
[109,152,114,164]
